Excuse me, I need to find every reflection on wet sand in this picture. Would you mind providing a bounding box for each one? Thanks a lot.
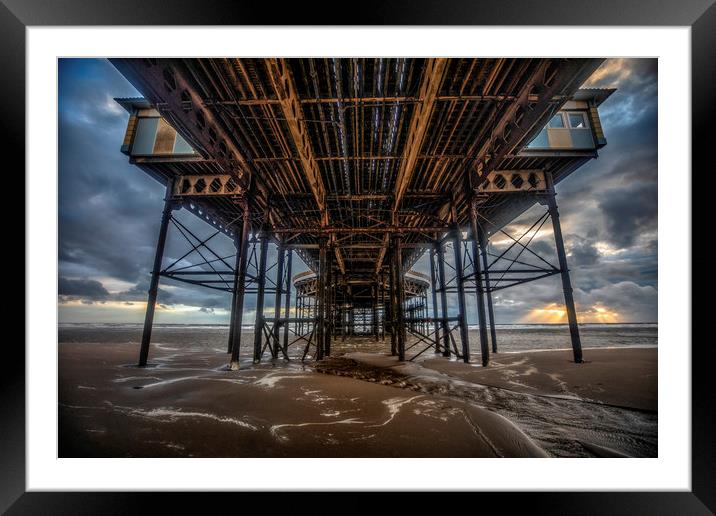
[58,326,656,458]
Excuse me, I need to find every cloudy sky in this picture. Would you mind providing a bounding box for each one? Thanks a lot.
[58,58,657,325]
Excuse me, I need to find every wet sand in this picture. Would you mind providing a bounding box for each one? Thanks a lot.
[59,342,546,458]
[58,337,657,458]
[422,348,657,412]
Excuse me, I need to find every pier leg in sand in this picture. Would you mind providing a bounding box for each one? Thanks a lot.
[393,233,406,361]
[282,249,293,357]
[227,233,241,354]
[546,172,583,364]
[138,186,177,367]
[451,223,471,363]
[271,242,286,359]
[252,226,270,363]
[436,238,451,358]
[477,223,498,354]
[229,202,251,371]
[470,198,490,366]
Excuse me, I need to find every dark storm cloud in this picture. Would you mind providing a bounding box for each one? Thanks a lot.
[567,236,600,267]
[571,255,658,293]
[584,58,658,130]
[598,182,658,248]
[58,277,109,300]
[488,226,556,260]
[575,282,657,322]
[523,239,557,262]
[106,268,235,310]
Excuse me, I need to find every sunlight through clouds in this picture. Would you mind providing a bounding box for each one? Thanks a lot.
[521,302,621,324]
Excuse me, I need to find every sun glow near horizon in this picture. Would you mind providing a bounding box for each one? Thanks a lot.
[521,303,621,324]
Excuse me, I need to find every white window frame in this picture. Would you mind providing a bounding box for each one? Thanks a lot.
[567,111,590,129]
[547,112,567,128]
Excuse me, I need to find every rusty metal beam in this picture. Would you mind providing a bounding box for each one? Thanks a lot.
[332,235,346,274]
[204,93,563,107]
[271,226,452,236]
[279,192,448,201]
[393,59,449,212]
[374,234,390,274]
[374,58,448,274]
[265,58,346,274]
[264,58,327,224]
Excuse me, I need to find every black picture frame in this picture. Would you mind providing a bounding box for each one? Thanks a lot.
[5,0,711,511]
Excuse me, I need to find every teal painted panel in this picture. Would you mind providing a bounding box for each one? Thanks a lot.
[527,128,549,148]
[570,129,595,149]
[548,113,566,128]
[132,117,158,155]
[173,133,196,154]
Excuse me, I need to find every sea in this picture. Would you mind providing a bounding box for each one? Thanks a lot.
[58,322,657,356]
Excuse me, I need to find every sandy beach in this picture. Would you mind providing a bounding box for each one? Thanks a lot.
[59,327,657,458]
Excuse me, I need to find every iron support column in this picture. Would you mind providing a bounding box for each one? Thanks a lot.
[341,298,347,340]
[388,260,397,356]
[429,246,441,353]
[394,234,406,361]
[282,249,293,357]
[546,175,583,363]
[324,246,332,356]
[227,233,241,354]
[477,225,498,353]
[138,190,176,367]
[469,201,490,366]
[436,240,450,357]
[341,278,348,341]
[229,204,251,370]
[252,228,269,363]
[452,226,470,363]
[348,305,354,336]
[372,283,379,341]
[271,243,286,359]
[422,291,428,334]
[316,239,327,360]
[380,272,386,341]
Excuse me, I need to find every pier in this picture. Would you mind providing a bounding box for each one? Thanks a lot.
[110,58,614,368]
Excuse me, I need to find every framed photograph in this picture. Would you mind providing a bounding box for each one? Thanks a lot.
[6,0,711,511]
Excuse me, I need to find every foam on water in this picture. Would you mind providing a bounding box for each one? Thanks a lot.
[370,395,423,427]
[270,418,365,443]
[316,356,657,457]
[253,372,312,389]
[111,404,259,431]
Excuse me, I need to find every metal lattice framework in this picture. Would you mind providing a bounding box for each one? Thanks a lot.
[478,170,547,193]
[111,58,613,368]
[173,174,244,197]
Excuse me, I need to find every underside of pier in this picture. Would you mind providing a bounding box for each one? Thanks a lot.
[110,58,613,369]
